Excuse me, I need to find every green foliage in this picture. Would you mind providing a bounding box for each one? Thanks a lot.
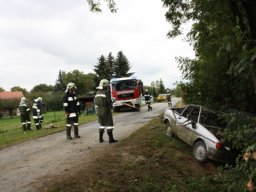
[224,111,256,150]
[0,99,20,117]
[86,0,117,13]
[94,51,131,82]
[30,84,53,93]
[0,87,5,92]
[53,70,66,92]
[10,86,28,96]
[55,70,97,95]
[164,0,256,113]
[44,92,63,111]
[163,1,256,190]
[150,79,166,96]
[114,51,131,78]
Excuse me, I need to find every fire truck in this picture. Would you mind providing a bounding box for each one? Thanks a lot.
[110,76,144,112]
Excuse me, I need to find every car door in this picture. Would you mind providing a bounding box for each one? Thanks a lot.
[177,106,200,146]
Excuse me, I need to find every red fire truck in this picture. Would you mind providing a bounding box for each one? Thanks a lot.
[110,76,144,112]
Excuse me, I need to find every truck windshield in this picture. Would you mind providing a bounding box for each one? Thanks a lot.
[112,80,137,91]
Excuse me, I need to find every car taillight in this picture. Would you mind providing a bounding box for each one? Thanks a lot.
[216,142,223,149]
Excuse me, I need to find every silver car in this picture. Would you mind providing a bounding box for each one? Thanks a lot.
[162,104,238,163]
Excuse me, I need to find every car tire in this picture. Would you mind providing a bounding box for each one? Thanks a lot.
[165,121,174,137]
[192,141,208,163]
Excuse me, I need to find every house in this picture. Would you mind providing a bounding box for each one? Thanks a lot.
[0,91,24,117]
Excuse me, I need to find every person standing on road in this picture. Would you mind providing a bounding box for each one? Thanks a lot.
[166,94,172,107]
[63,82,81,140]
[144,89,153,111]
[32,97,43,130]
[94,79,118,143]
[19,97,32,131]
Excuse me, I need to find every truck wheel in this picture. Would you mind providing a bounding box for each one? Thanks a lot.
[113,107,120,112]
[135,104,140,112]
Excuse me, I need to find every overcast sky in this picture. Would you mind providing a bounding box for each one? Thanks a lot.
[0,0,194,91]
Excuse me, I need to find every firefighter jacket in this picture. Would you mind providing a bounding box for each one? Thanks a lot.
[63,91,80,117]
[144,92,152,102]
[19,101,30,118]
[94,88,114,128]
[94,89,112,109]
[32,101,42,119]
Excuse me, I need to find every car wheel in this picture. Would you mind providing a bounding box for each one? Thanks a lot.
[165,121,173,137]
[193,141,208,163]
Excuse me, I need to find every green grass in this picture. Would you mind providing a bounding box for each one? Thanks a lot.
[48,117,219,192]
[0,111,97,149]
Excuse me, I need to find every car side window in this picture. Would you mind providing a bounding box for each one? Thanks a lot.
[182,106,193,118]
[189,108,200,122]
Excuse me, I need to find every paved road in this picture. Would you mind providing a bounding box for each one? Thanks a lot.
[0,98,180,192]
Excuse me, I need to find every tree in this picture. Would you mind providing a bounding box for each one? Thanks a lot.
[86,0,116,13]
[159,79,165,93]
[114,51,131,77]
[162,1,256,190]
[30,84,53,93]
[53,70,66,92]
[106,52,115,80]
[0,87,5,92]
[94,55,108,83]
[61,70,97,95]
[163,0,256,112]
[11,86,28,96]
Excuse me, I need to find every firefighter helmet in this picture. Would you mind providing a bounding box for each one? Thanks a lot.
[37,97,42,102]
[21,97,27,102]
[99,79,109,87]
[66,82,77,90]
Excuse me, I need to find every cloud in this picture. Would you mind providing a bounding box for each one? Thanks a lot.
[0,0,194,91]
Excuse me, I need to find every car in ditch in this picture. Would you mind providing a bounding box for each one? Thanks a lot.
[162,104,238,163]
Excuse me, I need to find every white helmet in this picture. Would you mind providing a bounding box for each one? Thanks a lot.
[99,79,109,87]
[66,82,77,90]
[21,97,27,102]
[37,97,42,102]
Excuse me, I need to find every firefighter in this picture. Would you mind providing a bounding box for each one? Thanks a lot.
[63,82,81,140]
[94,79,118,143]
[144,89,153,111]
[32,97,43,129]
[166,94,172,107]
[19,97,32,131]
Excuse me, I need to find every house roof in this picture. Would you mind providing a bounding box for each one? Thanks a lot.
[0,91,24,100]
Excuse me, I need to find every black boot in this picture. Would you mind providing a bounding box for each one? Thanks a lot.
[99,129,104,143]
[107,129,118,143]
[22,124,27,131]
[27,123,32,130]
[66,127,72,140]
[74,126,80,138]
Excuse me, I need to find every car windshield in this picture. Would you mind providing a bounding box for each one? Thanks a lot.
[112,80,137,91]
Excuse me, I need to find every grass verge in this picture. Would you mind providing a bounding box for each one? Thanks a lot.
[48,116,220,192]
[0,112,97,149]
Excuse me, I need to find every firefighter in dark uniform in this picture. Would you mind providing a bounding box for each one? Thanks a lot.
[94,79,118,143]
[166,94,172,107]
[63,82,81,140]
[19,97,32,131]
[144,89,153,111]
[32,97,43,129]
